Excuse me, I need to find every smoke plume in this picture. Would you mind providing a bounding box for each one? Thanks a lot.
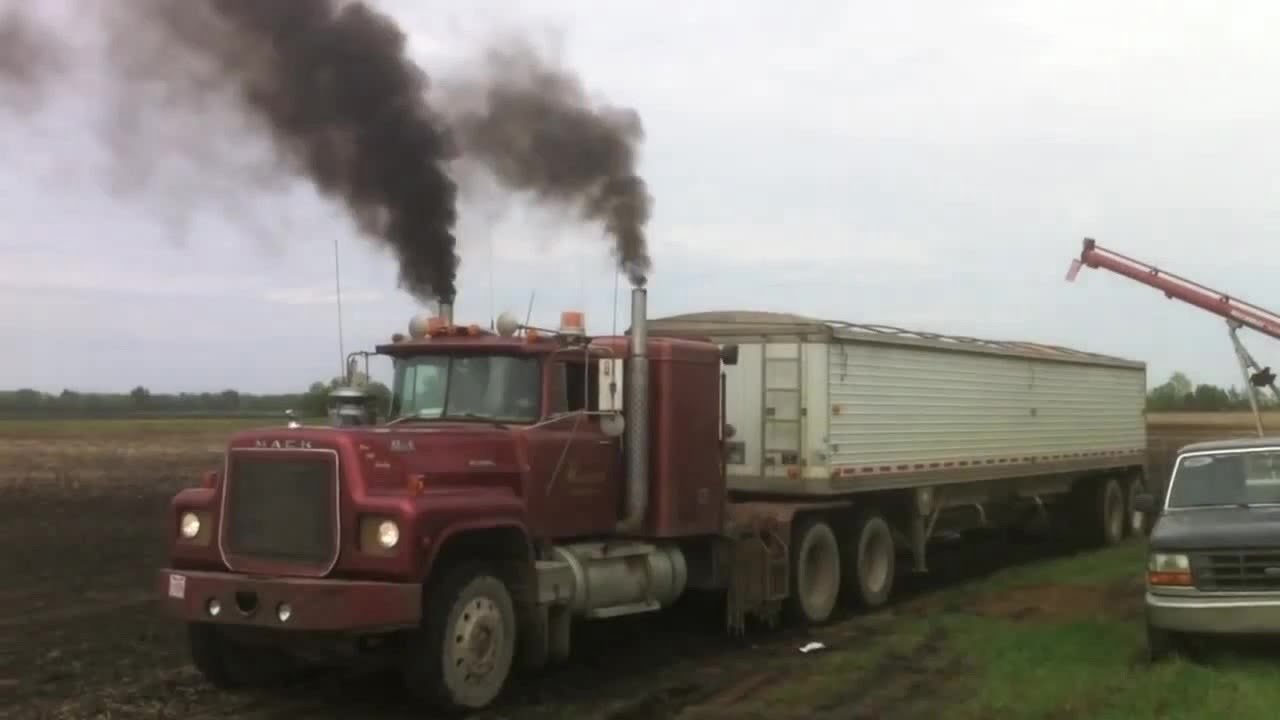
[0,0,653,301]
[447,41,653,286]
[0,6,65,109]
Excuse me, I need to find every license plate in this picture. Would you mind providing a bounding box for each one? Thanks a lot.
[167,573,187,599]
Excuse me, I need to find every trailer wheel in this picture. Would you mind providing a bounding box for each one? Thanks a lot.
[187,623,297,690]
[404,563,518,712]
[785,516,842,625]
[1092,477,1126,547]
[842,511,896,609]
[1126,477,1149,538]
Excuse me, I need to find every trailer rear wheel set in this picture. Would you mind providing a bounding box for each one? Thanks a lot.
[782,508,898,625]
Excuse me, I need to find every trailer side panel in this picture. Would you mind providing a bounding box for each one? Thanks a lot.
[826,340,1146,474]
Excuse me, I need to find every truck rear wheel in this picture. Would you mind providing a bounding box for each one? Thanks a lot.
[842,511,895,609]
[404,564,518,712]
[785,516,841,625]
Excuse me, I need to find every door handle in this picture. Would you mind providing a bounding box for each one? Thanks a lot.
[598,440,613,446]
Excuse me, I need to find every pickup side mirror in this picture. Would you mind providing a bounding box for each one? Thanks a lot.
[1133,493,1156,515]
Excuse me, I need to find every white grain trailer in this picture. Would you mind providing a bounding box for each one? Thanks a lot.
[649,310,1148,615]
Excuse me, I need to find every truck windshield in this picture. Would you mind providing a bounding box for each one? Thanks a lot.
[389,354,541,423]
[1166,449,1280,508]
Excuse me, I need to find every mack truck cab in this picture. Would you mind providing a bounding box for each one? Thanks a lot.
[158,289,746,711]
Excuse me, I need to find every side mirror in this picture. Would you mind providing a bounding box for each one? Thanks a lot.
[600,412,625,438]
[720,344,739,366]
[1133,493,1156,515]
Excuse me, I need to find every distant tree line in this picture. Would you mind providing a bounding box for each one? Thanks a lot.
[0,377,392,420]
[1,369,1267,418]
[1147,371,1278,412]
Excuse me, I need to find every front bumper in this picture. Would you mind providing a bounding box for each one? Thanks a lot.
[1146,591,1280,635]
[159,569,421,632]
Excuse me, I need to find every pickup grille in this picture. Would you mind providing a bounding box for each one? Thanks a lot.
[222,452,339,571]
[1193,551,1280,592]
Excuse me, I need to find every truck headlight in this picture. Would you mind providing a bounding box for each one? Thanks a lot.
[180,512,201,540]
[360,516,401,554]
[377,519,400,549]
[1148,553,1192,586]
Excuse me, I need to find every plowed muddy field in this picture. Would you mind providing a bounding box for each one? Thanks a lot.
[0,416,1268,719]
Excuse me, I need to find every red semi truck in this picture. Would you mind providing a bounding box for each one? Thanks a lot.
[159,287,1149,711]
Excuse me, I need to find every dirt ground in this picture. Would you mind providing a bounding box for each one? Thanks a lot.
[0,418,1243,719]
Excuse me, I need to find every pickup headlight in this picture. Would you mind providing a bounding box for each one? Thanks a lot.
[1148,553,1192,586]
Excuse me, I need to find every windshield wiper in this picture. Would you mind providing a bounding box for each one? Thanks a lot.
[454,412,509,429]
[385,415,428,426]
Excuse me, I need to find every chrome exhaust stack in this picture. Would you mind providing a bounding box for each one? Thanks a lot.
[618,286,649,533]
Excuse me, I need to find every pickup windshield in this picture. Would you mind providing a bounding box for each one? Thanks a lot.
[389,354,541,423]
[1166,449,1280,508]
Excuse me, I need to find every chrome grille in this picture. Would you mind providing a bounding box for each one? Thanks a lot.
[1193,551,1280,592]
[223,453,338,569]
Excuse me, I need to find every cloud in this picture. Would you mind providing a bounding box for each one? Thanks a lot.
[263,287,387,307]
[4,0,1280,393]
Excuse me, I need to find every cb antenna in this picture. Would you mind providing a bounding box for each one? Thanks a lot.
[524,290,536,334]
[488,225,496,330]
[333,233,346,380]
[612,267,620,337]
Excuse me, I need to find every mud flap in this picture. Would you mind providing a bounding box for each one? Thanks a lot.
[725,528,789,635]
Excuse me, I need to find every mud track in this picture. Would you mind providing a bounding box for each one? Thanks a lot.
[0,423,1193,719]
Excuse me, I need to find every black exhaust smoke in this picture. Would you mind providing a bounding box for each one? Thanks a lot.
[0,0,654,300]
[446,40,653,287]
[0,5,64,109]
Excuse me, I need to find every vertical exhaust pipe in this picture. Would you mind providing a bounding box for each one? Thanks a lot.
[439,300,454,326]
[619,286,649,533]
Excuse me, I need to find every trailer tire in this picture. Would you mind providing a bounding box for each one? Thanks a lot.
[1126,476,1149,538]
[785,516,842,625]
[842,511,896,609]
[403,563,518,713]
[1091,477,1126,547]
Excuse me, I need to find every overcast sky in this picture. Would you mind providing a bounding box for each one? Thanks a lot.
[3,0,1279,393]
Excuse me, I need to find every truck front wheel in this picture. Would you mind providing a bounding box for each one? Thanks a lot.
[187,623,297,690]
[404,564,518,712]
[785,516,842,625]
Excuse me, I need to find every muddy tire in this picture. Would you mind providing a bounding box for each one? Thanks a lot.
[1086,477,1126,548]
[785,516,842,625]
[1146,621,1183,662]
[842,510,896,609]
[403,564,518,713]
[187,623,297,690]
[1126,476,1149,538]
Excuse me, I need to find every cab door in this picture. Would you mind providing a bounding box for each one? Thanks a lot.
[524,351,622,539]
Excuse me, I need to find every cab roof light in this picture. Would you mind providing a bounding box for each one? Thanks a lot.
[560,311,586,336]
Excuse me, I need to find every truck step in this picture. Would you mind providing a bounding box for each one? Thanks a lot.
[584,601,661,619]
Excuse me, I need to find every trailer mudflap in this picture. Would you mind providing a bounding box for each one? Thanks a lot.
[725,525,788,635]
[723,500,846,634]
